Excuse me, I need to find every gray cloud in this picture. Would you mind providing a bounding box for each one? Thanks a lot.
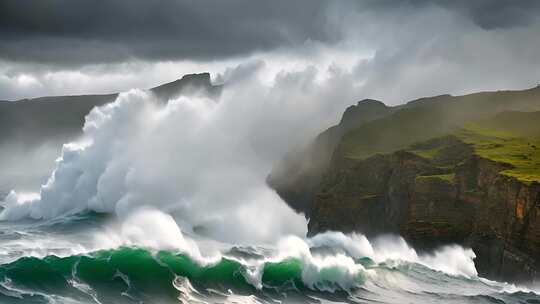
[0,0,338,65]
[341,1,540,104]
[1,0,539,66]
[1,0,540,103]
[355,0,540,29]
[411,0,540,29]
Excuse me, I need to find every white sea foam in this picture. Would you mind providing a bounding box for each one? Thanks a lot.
[276,235,370,291]
[0,84,310,244]
[233,232,479,292]
[306,232,478,279]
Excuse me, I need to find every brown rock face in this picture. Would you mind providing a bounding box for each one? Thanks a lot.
[456,157,540,281]
[308,137,540,282]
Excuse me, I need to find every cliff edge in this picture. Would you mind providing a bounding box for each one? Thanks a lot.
[270,86,540,282]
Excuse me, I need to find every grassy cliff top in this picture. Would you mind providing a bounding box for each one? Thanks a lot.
[338,87,540,162]
[406,111,540,184]
[456,112,540,184]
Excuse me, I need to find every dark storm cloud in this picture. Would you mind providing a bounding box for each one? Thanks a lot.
[358,0,540,29]
[413,0,540,29]
[1,0,539,66]
[0,0,338,65]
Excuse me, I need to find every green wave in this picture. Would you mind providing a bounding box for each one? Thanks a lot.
[1,247,532,304]
[0,248,320,303]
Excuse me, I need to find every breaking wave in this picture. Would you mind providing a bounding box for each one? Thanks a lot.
[0,234,536,304]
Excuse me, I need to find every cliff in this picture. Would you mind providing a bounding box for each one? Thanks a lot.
[271,87,540,214]
[270,86,540,282]
[267,99,394,213]
[150,72,222,100]
[307,112,540,281]
[0,72,219,146]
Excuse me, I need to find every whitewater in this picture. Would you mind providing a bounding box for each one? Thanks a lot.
[1,68,539,303]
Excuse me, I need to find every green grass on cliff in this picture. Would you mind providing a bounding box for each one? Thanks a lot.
[340,105,460,160]
[334,86,540,184]
[410,146,442,159]
[416,173,456,184]
[338,87,540,162]
[380,110,540,185]
[456,120,540,184]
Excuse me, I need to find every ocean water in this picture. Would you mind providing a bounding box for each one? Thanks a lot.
[0,213,539,304]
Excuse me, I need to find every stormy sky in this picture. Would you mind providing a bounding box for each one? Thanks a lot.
[1,0,540,102]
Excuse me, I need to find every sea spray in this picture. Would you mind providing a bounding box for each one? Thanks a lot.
[370,235,477,278]
[307,231,375,258]
[0,88,307,243]
[91,208,220,266]
[0,64,373,245]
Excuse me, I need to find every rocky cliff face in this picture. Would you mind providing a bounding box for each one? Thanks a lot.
[267,99,393,213]
[308,135,540,281]
[151,72,222,100]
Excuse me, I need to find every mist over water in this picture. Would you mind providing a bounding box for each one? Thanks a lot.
[0,63,365,243]
[0,63,539,303]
